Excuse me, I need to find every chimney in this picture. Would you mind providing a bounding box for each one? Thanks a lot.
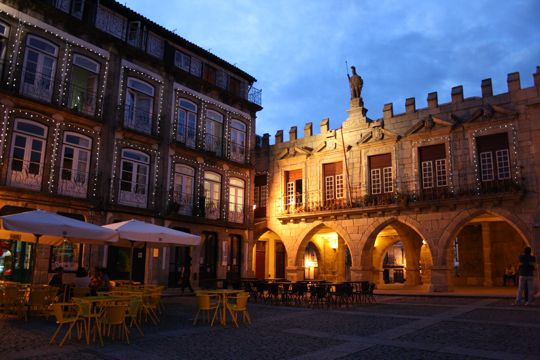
[320,118,329,134]
[383,103,393,120]
[289,126,297,141]
[405,97,415,113]
[262,133,270,148]
[427,92,438,108]
[507,72,521,92]
[481,78,493,97]
[304,122,313,137]
[451,86,463,103]
[275,130,283,144]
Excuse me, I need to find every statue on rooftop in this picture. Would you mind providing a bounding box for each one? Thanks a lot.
[347,66,363,100]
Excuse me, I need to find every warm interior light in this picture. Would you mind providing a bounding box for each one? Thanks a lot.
[305,259,314,268]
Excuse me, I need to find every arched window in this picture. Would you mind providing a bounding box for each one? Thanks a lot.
[21,35,58,102]
[58,132,92,198]
[177,99,197,148]
[118,149,149,208]
[230,119,246,163]
[124,77,154,134]
[69,54,100,115]
[228,177,245,223]
[203,171,221,219]
[173,164,195,215]
[8,119,48,190]
[205,110,223,156]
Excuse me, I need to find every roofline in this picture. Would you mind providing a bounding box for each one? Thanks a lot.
[103,0,257,83]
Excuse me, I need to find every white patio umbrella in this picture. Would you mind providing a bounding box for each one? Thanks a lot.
[0,210,119,283]
[102,219,200,280]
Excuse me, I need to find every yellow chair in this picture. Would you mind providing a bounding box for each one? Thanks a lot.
[227,293,251,327]
[193,293,220,326]
[72,298,104,346]
[142,290,161,325]
[49,302,85,347]
[101,304,130,344]
[125,296,144,336]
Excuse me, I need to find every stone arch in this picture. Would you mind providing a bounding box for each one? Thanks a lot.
[292,221,353,267]
[437,208,532,266]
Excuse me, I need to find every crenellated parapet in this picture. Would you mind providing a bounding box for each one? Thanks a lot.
[262,67,540,150]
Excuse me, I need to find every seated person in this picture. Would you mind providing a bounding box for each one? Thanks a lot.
[48,267,63,287]
[503,264,516,286]
[73,266,90,288]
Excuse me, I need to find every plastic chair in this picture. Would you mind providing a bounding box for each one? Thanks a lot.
[101,304,130,344]
[125,296,144,336]
[226,293,251,327]
[193,293,220,326]
[49,302,85,347]
[71,298,104,346]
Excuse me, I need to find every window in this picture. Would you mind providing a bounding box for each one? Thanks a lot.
[146,32,163,58]
[254,174,268,218]
[228,178,244,223]
[0,22,9,79]
[49,243,80,272]
[68,54,99,115]
[118,149,149,208]
[229,77,241,96]
[368,153,392,195]
[8,119,47,190]
[21,35,58,102]
[124,77,154,134]
[419,144,447,190]
[204,171,221,220]
[174,50,191,72]
[95,5,127,40]
[205,110,223,156]
[284,169,302,210]
[55,0,85,19]
[58,132,91,198]
[323,162,344,206]
[177,99,197,148]
[203,64,217,85]
[127,21,146,48]
[476,133,511,182]
[230,120,246,162]
[173,164,195,215]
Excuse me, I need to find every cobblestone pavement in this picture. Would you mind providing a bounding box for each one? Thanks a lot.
[1,295,539,360]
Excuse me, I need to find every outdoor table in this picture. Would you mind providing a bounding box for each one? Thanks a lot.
[204,289,244,326]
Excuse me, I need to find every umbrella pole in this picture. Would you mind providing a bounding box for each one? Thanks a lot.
[31,234,41,284]
[129,241,134,282]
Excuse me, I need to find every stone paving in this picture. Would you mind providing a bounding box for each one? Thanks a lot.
[1,295,539,360]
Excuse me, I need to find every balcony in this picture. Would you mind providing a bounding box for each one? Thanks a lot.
[176,125,197,149]
[229,140,246,163]
[276,178,525,220]
[123,105,154,135]
[228,202,245,223]
[118,180,148,208]
[66,81,97,116]
[7,158,43,191]
[20,70,56,103]
[204,134,223,157]
[204,198,220,220]
[169,190,194,216]
[57,167,90,198]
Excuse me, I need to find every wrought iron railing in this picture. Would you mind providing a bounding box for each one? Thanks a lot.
[57,167,90,198]
[123,104,154,135]
[204,133,223,156]
[204,198,220,220]
[118,179,148,208]
[169,190,195,216]
[228,202,245,223]
[20,69,56,103]
[276,177,524,216]
[229,139,246,163]
[176,124,197,148]
[248,85,262,106]
[6,157,44,191]
[66,81,98,116]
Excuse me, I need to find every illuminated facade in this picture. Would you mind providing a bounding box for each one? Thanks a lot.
[0,0,261,286]
[255,68,540,292]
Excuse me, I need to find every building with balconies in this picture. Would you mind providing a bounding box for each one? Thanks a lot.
[0,0,262,287]
[254,67,540,292]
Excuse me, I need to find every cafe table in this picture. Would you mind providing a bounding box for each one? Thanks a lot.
[203,289,245,326]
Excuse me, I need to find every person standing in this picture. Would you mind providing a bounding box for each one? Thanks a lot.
[515,247,536,305]
[180,254,193,294]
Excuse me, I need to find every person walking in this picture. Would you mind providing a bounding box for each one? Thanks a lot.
[180,254,193,294]
[515,247,536,305]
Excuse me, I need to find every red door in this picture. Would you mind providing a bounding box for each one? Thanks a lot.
[255,242,266,279]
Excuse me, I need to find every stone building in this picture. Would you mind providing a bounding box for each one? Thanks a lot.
[0,0,262,287]
[254,66,540,292]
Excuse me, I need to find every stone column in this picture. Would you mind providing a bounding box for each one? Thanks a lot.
[350,267,373,282]
[405,267,421,286]
[286,266,302,282]
[430,265,451,292]
[481,222,493,286]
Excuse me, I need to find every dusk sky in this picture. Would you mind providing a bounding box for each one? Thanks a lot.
[125,0,540,140]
